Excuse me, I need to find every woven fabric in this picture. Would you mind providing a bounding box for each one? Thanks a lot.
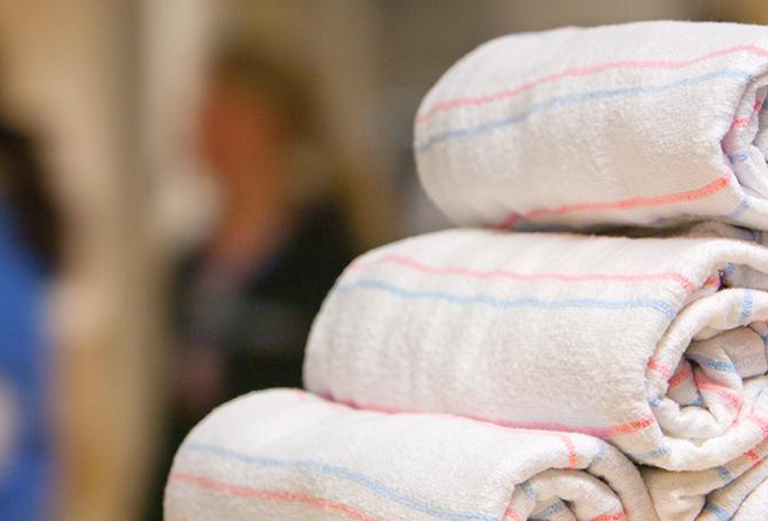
[305,228,768,471]
[165,389,657,521]
[415,21,768,231]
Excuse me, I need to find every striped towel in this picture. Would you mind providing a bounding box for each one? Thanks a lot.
[644,432,768,521]
[304,227,768,471]
[414,21,768,231]
[734,478,768,521]
[165,389,657,521]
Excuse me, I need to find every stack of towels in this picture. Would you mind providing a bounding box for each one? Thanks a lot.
[165,21,768,521]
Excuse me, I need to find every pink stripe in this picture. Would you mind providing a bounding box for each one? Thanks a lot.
[331,396,656,439]
[591,513,627,521]
[554,433,578,469]
[351,254,697,292]
[608,416,657,436]
[504,505,524,521]
[170,473,384,521]
[647,359,673,379]
[695,373,743,410]
[745,449,762,464]
[668,364,693,389]
[733,117,751,128]
[416,44,768,124]
[704,275,721,289]
[499,174,732,229]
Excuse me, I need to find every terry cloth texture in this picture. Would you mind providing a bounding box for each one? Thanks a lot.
[734,478,768,520]
[644,433,768,521]
[415,21,768,231]
[164,389,657,521]
[304,227,768,471]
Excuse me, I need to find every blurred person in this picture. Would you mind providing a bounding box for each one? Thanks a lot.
[145,44,359,519]
[0,121,59,521]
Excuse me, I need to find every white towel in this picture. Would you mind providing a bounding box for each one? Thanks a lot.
[414,21,768,231]
[734,478,768,521]
[304,228,768,471]
[165,389,658,521]
[644,435,768,521]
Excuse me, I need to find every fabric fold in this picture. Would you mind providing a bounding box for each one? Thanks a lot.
[734,478,768,521]
[644,435,768,521]
[165,389,657,521]
[414,21,768,231]
[304,228,768,471]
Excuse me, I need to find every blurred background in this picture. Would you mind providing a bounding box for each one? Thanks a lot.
[0,1,766,520]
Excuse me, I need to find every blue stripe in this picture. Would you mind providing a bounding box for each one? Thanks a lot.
[591,440,608,464]
[647,212,705,227]
[415,69,754,153]
[727,151,749,164]
[740,290,754,325]
[185,442,496,521]
[705,502,732,521]
[687,396,705,407]
[686,354,738,374]
[727,197,751,219]
[648,396,662,407]
[630,444,670,461]
[533,500,565,518]
[337,278,676,318]
[714,466,733,483]
[723,263,737,278]
[520,480,536,498]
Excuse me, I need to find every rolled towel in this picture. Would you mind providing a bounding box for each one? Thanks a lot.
[644,432,768,521]
[415,21,768,231]
[305,228,768,471]
[165,389,658,521]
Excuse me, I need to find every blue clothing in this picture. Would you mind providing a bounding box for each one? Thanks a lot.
[0,200,51,521]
